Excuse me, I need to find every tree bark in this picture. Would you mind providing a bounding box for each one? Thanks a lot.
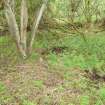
[4,0,48,58]
[29,0,48,53]
[20,0,28,52]
[4,0,27,58]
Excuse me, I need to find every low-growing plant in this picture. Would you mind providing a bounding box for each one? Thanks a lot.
[22,99,37,105]
[80,95,89,105]
[33,80,44,89]
[0,81,6,93]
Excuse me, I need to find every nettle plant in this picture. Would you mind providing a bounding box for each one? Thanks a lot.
[4,0,48,58]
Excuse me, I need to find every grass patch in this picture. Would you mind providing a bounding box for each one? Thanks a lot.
[80,96,89,105]
[1,30,105,104]
[46,31,105,74]
[33,80,44,89]
[22,99,37,105]
[0,81,13,104]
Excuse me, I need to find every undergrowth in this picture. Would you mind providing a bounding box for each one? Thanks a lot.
[1,30,105,105]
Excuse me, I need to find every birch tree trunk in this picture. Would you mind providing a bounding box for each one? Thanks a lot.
[4,0,48,58]
[20,0,28,52]
[4,0,27,58]
[29,0,48,53]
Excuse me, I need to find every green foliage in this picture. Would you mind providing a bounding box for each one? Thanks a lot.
[33,80,44,89]
[29,53,39,61]
[22,99,37,105]
[56,85,65,93]
[46,32,105,75]
[0,81,12,104]
[94,87,105,105]
[0,81,6,93]
[60,99,66,105]
[80,96,89,105]
[1,0,105,104]
[99,88,105,102]
[95,99,103,105]
[48,53,58,65]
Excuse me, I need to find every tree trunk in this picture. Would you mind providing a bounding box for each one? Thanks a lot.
[29,0,48,53]
[4,0,27,58]
[20,0,28,52]
[4,0,48,58]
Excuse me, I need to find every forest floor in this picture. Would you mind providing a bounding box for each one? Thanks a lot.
[0,28,105,105]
